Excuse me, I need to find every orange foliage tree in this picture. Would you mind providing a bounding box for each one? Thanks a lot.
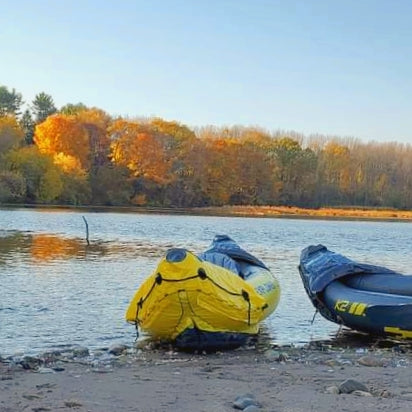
[34,109,112,173]
[109,119,171,183]
[193,138,239,205]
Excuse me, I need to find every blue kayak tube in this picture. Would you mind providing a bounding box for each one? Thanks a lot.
[298,245,412,340]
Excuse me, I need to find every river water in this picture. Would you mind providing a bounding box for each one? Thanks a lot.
[0,208,411,356]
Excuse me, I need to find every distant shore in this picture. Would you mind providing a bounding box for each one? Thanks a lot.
[2,204,412,221]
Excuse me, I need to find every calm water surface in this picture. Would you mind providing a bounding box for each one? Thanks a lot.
[1,208,411,356]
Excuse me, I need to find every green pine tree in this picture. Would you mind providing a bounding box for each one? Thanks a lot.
[0,85,23,117]
[20,109,35,145]
[32,92,57,123]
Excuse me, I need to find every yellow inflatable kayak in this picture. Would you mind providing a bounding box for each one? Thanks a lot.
[126,235,280,349]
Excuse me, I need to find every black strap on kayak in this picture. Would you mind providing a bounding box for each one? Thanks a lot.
[135,267,253,326]
[241,290,251,326]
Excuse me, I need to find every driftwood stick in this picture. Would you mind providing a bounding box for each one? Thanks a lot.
[310,309,318,325]
[82,216,90,246]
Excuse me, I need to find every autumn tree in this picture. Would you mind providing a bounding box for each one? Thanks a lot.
[33,109,113,204]
[268,137,317,205]
[34,108,113,173]
[179,126,272,207]
[161,138,209,206]
[150,118,196,148]
[143,118,201,204]
[224,127,277,205]
[150,118,196,173]
[76,108,111,168]
[350,142,405,208]
[316,141,352,205]
[34,114,90,172]
[109,119,173,204]
[199,131,276,205]
[195,138,239,205]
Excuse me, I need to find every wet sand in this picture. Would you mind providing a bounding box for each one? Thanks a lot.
[1,340,411,412]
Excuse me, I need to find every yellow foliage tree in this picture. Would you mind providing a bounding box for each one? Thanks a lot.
[150,118,195,145]
[322,141,351,193]
[6,146,63,202]
[34,114,90,171]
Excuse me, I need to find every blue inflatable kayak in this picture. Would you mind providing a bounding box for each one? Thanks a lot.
[299,245,412,339]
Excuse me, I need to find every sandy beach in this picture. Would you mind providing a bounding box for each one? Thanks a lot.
[1,337,411,412]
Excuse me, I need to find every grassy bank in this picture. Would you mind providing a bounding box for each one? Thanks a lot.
[193,205,412,221]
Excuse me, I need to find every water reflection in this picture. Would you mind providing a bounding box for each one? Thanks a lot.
[31,234,89,262]
[0,230,167,266]
[0,231,102,264]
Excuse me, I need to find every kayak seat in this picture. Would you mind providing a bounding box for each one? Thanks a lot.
[198,251,241,277]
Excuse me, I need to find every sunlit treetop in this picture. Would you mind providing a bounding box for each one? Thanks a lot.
[150,117,195,143]
[34,114,90,171]
[59,102,88,116]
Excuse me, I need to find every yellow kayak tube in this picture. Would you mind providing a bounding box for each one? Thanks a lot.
[126,235,280,349]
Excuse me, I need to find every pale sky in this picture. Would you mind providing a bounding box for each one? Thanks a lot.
[2,0,412,144]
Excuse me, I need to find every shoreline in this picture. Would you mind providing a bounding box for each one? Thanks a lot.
[1,339,412,411]
[1,204,412,222]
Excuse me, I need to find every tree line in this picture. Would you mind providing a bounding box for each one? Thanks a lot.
[1,84,412,209]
